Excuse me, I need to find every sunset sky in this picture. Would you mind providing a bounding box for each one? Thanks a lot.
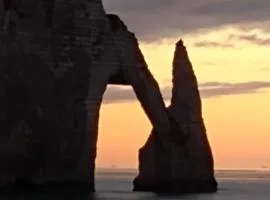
[96,0,270,169]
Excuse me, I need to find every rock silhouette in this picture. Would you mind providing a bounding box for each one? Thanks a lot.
[0,0,109,190]
[0,0,217,194]
[133,40,217,193]
[0,0,174,192]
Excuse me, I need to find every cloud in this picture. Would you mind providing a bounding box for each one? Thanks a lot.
[193,41,234,48]
[103,86,137,103]
[103,85,171,104]
[102,0,270,42]
[103,81,270,104]
[191,31,270,48]
[228,33,270,46]
[199,81,270,97]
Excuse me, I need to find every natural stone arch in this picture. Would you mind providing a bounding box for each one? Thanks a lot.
[0,0,172,190]
[79,13,174,188]
[0,0,217,194]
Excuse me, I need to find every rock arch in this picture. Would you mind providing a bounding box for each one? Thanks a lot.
[0,0,171,189]
[0,0,217,194]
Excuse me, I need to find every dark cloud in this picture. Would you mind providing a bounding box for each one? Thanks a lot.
[228,33,270,46]
[102,0,270,42]
[193,41,234,48]
[103,81,270,104]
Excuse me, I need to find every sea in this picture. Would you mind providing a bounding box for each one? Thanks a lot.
[94,168,270,200]
[1,169,270,199]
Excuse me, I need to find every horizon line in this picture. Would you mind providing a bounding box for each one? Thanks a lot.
[96,167,270,171]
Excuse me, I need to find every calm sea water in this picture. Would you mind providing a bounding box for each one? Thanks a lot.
[1,169,269,199]
[94,169,270,200]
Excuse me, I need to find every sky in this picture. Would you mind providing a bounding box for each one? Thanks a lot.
[95,0,270,169]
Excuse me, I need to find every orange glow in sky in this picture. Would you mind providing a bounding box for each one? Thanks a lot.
[96,27,270,170]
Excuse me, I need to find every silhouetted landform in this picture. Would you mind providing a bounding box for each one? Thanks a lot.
[0,0,111,191]
[133,40,218,194]
[0,0,176,193]
[0,0,217,194]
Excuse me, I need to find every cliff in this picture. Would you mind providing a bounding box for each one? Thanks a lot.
[133,40,218,194]
[0,0,109,191]
[0,0,217,194]
[0,0,170,193]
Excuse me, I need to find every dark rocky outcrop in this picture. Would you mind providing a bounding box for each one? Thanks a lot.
[0,0,173,193]
[0,0,109,191]
[1,0,217,194]
[133,40,218,194]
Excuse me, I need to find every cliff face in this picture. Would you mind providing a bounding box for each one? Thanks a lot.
[0,0,217,194]
[0,0,170,192]
[133,40,217,194]
[0,0,109,190]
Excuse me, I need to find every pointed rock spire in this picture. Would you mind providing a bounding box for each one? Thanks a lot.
[133,39,217,194]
